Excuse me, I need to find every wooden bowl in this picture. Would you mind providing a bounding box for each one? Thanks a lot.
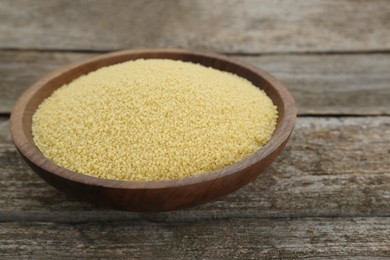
[10,49,296,212]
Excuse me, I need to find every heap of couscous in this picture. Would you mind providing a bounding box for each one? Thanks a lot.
[32,59,278,181]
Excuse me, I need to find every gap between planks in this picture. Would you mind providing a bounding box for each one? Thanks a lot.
[2,47,390,56]
[1,210,390,225]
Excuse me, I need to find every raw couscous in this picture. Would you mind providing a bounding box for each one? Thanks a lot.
[32,59,278,181]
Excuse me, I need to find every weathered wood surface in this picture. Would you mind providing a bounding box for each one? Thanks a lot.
[1,50,390,115]
[0,51,90,114]
[1,218,389,258]
[1,117,389,222]
[1,0,389,53]
[1,0,390,257]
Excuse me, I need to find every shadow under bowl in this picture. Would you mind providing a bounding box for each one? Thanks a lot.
[10,49,296,212]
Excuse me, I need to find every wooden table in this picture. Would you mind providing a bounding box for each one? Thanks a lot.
[1,1,389,258]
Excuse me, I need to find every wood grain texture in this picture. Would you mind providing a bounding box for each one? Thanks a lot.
[1,117,389,221]
[0,51,90,114]
[1,218,389,258]
[1,0,389,257]
[1,50,390,115]
[1,0,389,53]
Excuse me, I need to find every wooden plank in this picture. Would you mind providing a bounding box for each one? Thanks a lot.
[1,117,389,222]
[0,0,389,53]
[0,51,91,114]
[0,218,389,258]
[1,50,390,115]
[246,54,390,115]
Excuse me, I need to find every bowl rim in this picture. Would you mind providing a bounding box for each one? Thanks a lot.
[10,48,296,190]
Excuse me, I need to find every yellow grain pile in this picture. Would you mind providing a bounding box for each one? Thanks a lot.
[32,59,278,181]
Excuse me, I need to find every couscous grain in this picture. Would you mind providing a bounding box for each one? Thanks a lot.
[32,59,278,181]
